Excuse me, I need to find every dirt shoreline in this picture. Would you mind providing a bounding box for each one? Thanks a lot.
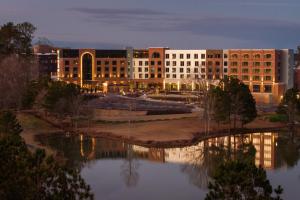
[20,111,290,149]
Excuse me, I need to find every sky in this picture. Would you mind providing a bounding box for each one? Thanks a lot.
[1,0,300,49]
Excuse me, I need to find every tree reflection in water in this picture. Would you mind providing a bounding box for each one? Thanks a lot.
[181,134,255,189]
[121,144,140,187]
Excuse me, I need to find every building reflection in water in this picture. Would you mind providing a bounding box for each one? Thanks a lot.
[78,132,278,188]
[79,132,278,169]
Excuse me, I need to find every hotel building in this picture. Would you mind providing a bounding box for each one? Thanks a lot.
[57,49,130,92]
[55,47,294,104]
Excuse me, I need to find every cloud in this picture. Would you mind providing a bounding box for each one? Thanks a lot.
[69,7,300,48]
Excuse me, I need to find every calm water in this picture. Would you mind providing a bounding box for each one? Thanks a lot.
[37,132,300,200]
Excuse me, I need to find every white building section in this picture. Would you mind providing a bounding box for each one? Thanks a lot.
[164,50,206,91]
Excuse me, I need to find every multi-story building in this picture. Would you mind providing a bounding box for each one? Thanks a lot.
[33,44,57,78]
[57,49,130,92]
[227,49,294,103]
[55,47,294,104]
[164,50,206,91]
[206,49,223,81]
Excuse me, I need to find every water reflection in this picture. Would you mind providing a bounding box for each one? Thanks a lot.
[37,132,300,199]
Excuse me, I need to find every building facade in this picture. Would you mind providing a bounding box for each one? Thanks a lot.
[33,44,57,78]
[56,47,294,104]
[57,49,130,92]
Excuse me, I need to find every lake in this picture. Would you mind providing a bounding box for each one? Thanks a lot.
[37,132,300,200]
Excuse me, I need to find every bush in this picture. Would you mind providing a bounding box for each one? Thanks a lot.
[269,114,288,122]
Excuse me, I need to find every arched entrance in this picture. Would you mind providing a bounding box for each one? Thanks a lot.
[82,53,93,82]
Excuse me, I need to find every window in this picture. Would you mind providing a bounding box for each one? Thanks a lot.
[253,76,260,81]
[265,54,272,59]
[180,54,184,59]
[180,68,184,73]
[105,67,109,72]
[215,54,221,58]
[265,62,272,67]
[264,76,272,81]
[187,61,191,66]
[253,85,260,92]
[242,68,249,73]
[172,61,177,66]
[97,61,101,65]
[166,61,170,66]
[97,67,101,72]
[172,68,176,73]
[145,68,149,72]
[165,54,169,59]
[187,54,191,59]
[105,61,109,65]
[216,68,220,73]
[230,68,238,73]
[166,68,170,72]
[166,74,170,78]
[145,74,149,78]
[172,54,176,59]
[73,74,78,78]
[65,60,70,65]
[253,68,260,73]
[201,61,206,66]
[208,68,212,73]
[254,62,260,66]
[145,61,149,66]
[139,74,142,78]
[264,69,272,73]
[105,73,109,78]
[138,67,142,72]
[194,54,198,59]
[187,68,191,73]
[158,74,162,78]
[201,75,206,79]
[224,68,228,73]
[152,52,160,58]
[201,68,205,73]
[195,61,199,66]
[201,54,205,59]
[208,61,213,66]
[242,75,249,81]
[243,54,249,59]
[112,67,117,72]
[242,62,248,66]
[224,61,228,66]
[254,54,261,59]
[65,67,69,72]
[215,61,220,66]
[231,62,238,66]
[264,85,272,93]
[231,54,238,59]
[73,67,78,72]
[112,60,117,65]
[151,61,155,66]
[120,67,125,71]
[180,74,184,78]
[158,67,162,72]
[139,61,143,66]
[157,61,162,65]
[194,68,198,73]
[224,54,228,58]
[187,74,191,78]
[172,74,176,78]
[151,74,155,78]
[180,61,184,66]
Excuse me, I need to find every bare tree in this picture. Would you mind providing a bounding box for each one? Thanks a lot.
[0,55,38,110]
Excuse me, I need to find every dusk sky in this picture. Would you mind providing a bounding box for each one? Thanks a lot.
[1,0,300,49]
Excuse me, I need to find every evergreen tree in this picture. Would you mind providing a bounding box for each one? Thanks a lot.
[0,111,93,199]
